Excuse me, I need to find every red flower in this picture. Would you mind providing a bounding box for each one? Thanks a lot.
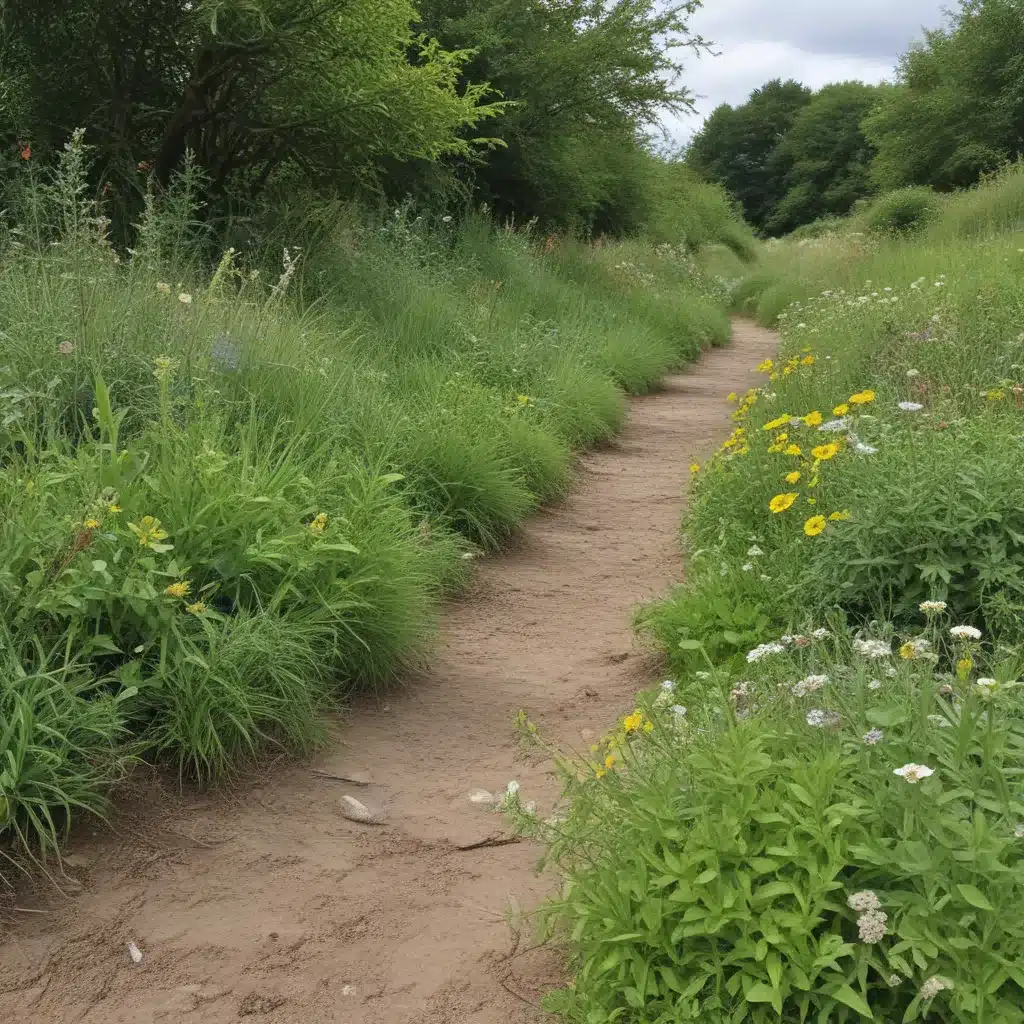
[19,144,31,161]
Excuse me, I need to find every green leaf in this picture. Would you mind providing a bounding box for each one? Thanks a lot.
[678,638,705,651]
[832,983,874,1018]
[956,884,994,911]
[744,982,778,1004]
[379,472,405,485]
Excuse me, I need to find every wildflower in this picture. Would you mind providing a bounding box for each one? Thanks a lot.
[763,414,791,431]
[746,642,786,663]
[986,388,1006,401]
[769,492,798,513]
[784,444,802,456]
[309,512,328,535]
[747,545,764,557]
[84,518,101,529]
[811,442,840,461]
[689,462,701,474]
[506,780,520,797]
[898,401,924,412]
[156,282,171,295]
[893,763,934,784]
[792,674,828,697]
[604,754,616,770]
[852,440,879,455]
[847,890,881,912]
[863,728,884,745]
[829,510,850,521]
[920,600,947,614]
[670,704,687,719]
[801,355,816,366]
[1016,824,1024,839]
[803,410,823,427]
[849,390,876,405]
[832,403,850,416]
[806,709,840,728]
[853,639,891,658]
[622,711,644,733]
[889,974,903,987]
[178,292,193,305]
[152,355,175,381]
[919,977,953,1001]
[857,909,887,943]
[900,638,931,660]
[804,515,827,537]
[20,143,31,161]
[906,369,920,378]
[726,392,738,403]
[812,628,832,640]
[58,340,74,355]
[818,418,849,434]
[868,679,882,690]
[950,625,982,641]
[785,471,801,484]
[127,515,170,550]
[756,359,774,373]
[976,678,1000,697]
[742,562,754,571]
[514,394,534,407]
[165,580,191,599]
[108,504,121,514]
[186,601,207,615]
[660,680,675,692]
[957,657,973,680]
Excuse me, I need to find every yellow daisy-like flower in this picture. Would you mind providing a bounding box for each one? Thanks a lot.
[186,601,208,615]
[849,390,876,405]
[604,753,617,770]
[801,355,816,366]
[833,403,850,416]
[108,504,121,514]
[594,768,607,779]
[811,442,840,461]
[803,410,823,427]
[785,471,802,484]
[769,492,798,513]
[84,518,101,529]
[623,711,644,733]
[763,414,791,431]
[309,512,328,535]
[756,359,774,373]
[957,657,972,681]
[829,510,851,521]
[128,515,170,548]
[803,515,827,537]
[690,462,701,474]
[165,580,191,599]
[784,444,802,456]
[782,365,795,376]
[726,392,738,403]
[986,388,1006,401]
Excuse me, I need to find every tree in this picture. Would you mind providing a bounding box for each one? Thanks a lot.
[765,82,882,235]
[0,0,501,224]
[864,0,1024,191]
[685,79,812,232]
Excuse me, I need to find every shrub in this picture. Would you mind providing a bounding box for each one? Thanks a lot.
[863,187,941,236]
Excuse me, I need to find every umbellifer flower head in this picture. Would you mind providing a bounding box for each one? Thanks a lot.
[950,625,982,641]
[920,600,947,614]
[862,728,884,745]
[853,638,891,659]
[857,909,887,943]
[920,976,953,1001]
[847,890,881,912]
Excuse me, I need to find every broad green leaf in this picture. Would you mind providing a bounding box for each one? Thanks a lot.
[956,884,994,910]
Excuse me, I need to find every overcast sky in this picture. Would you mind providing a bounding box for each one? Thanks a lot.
[665,0,951,143]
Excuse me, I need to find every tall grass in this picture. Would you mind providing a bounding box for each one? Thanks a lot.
[0,136,743,869]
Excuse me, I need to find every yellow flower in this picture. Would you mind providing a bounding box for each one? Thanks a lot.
[849,390,876,405]
[763,414,791,431]
[769,492,798,513]
[782,365,795,376]
[643,720,654,734]
[726,392,738,403]
[108,504,121,514]
[186,600,207,615]
[899,642,916,660]
[784,444,802,456]
[957,657,972,681]
[833,403,850,416]
[622,711,644,733]
[594,768,607,779]
[515,393,534,407]
[803,515,827,537]
[689,462,701,474]
[801,355,816,366]
[807,497,817,505]
[985,388,1006,401]
[803,410,823,427]
[785,471,802,484]
[811,442,840,461]
[84,518,101,529]
[829,510,851,521]
[309,512,328,535]
[165,580,191,599]
[128,515,170,549]
[604,754,617,770]
[756,359,774,373]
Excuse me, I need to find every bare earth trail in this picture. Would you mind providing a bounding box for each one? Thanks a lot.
[0,320,778,1024]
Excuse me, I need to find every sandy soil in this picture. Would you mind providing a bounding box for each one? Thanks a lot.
[0,319,778,1024]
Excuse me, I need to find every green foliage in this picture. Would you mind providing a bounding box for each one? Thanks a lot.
[862,187,942,236]
[864,0,1024,193]
[524,640,1024,1023]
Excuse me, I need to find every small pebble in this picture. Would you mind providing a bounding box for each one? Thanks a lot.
[468,789,496,805]
[340,795,382,824]
[128,941,143,964]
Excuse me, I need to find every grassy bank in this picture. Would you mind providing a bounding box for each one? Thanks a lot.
[0,141,747,872]
[523,167,1024,1022]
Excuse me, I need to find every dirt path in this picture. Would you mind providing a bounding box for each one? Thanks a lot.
[0,319,778,1024]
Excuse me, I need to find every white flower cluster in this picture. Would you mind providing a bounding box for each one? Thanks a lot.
[853,638,891,659]
[950,625,982,640]
[893,763,934,784]
[746,642,786,663]
[920,976,953,1001]
[806,709,841,728]
[791,674,829,697]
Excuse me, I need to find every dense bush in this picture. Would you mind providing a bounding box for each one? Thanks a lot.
[862,187,942,236]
